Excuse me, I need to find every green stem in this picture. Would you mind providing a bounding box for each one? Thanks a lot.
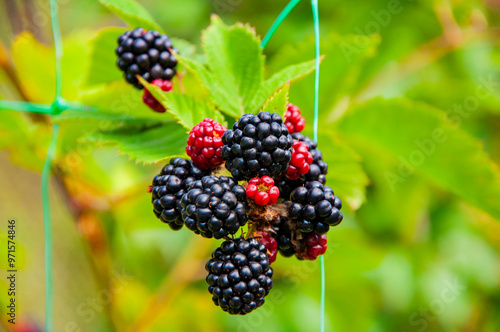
[310,1,325,331]
[260,0,302,48]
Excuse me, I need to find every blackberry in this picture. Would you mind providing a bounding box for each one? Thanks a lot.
[276,178,300,200]
[151,158,208,230]
[180,175,248,239]
[271,217,296,257]
[289,181,343,235]
[221,111,294,181]
[292,133,328,184]
[116,27,178,89]
[205,237,273,315]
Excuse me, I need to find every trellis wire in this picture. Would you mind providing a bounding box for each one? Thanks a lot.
[43,0,63,331]
[0,0,324,330]
[260,1,325,331]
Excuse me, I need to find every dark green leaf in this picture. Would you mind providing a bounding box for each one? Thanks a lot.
[336,98,500,220]
[84,122,187,164]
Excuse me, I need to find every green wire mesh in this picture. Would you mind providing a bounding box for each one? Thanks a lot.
[0,0,325,330]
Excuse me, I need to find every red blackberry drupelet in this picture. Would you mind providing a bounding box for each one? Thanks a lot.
[186,119,227,170]
[255,231,278,263]
[245,176,280,206]
[284,103,305,134]
[301,233,327,260]
[286,140,313,180]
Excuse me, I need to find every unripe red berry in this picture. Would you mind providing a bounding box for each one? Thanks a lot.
[286,140,313,180]
[284,103,306,134]
[303,233,327,260]
[245,176,280,206]
[256,231,278,263]
[186,119,227,170]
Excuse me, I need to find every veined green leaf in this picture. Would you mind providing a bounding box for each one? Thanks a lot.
[336,98,500,220]
[269,33,380,132]
[84,27,126,86]
[261,83,289,116]
[318,130,369,210]
[247,58,318,113]
[84,122,187,164]
[139,77,226,129]
[97,0,162,31]
[200,15,263,118]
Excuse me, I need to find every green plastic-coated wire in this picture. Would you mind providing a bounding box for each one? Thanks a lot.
[310,1,325,331]
[0,101,53,114]
[43,0,64,330]
[42,123,59,332]
[261,1,325,330]
[261,0,302,48]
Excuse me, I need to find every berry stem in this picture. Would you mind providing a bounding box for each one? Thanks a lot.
[245,223,258,239]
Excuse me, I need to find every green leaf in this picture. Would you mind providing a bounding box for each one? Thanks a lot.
[84,27,126,86]
[11,32,90,102]
[170,38,201,62]
[78,81,173,121]
[269,33,380,133]
[318,130,369,210]
[97,0,161,31]
[261,83,289,116]
[200,15,264,117]
[247,58,318,112]
[11,32,55,103]
[139,77,226,129]
[84,122,187,164]
[336,98,500,220]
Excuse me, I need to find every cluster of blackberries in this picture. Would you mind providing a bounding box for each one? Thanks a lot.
[149,104,342,315]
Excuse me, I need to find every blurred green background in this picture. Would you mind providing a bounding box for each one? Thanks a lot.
[0,0,500,331]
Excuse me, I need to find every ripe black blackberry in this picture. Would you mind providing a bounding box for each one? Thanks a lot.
[288,181,343,235]
[291,133,328,184]
[221,111,294,181]
[151,158,209,230]
[180,175,248,239]
[205,237,273,315]
[116,27,178,89]
[271,217,296,257]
